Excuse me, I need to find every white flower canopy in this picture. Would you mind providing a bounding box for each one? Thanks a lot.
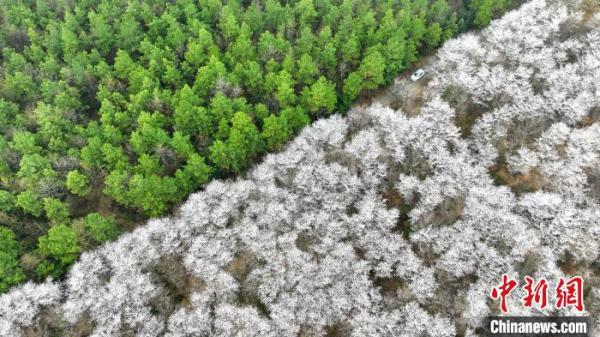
[1,1,599,336]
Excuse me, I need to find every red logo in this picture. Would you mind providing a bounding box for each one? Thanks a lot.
[490,275,585,313]
[555,276,584,312]
[491,274,518,313]
[522,276,548,309]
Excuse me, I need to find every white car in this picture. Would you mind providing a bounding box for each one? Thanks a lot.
[411,69,425,81]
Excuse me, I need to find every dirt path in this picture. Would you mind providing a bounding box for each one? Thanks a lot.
[354,55,437,116]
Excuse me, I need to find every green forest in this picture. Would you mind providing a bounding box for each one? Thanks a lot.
[0,0,512,292]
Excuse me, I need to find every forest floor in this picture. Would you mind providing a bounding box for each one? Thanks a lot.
[355,55,436,116]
